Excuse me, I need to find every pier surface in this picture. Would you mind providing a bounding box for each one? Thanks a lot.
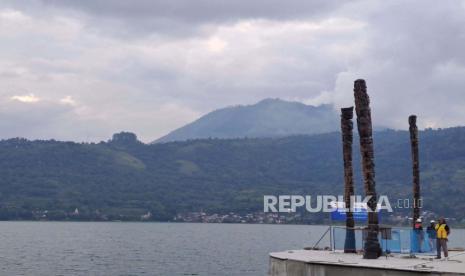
[269,250,465,276]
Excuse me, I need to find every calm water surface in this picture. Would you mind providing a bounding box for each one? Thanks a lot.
[0,222,463,276]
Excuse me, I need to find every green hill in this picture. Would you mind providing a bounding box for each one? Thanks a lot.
[1,128,465,223]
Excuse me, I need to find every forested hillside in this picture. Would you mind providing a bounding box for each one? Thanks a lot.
[1,128,465,223]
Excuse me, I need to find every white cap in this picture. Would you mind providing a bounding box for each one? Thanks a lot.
[416,218,422,222]
[430,220,435,223]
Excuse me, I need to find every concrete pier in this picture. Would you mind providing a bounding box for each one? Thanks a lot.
[269,250,465,276]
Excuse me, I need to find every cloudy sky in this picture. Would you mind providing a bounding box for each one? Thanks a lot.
[1,0,465,142]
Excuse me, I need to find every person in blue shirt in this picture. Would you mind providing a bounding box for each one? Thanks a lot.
[426,220,436,251]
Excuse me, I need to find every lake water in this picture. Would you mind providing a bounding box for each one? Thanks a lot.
[0,222,463,276]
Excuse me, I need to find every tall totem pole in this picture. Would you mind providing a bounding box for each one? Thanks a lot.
[353,79,381,259]
[409,115,420,227]
[341,107,356,253]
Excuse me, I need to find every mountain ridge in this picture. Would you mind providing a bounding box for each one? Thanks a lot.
[154,98,340,143]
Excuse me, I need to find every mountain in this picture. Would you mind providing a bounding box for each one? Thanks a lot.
[154,98,339,143]
[1,127,465,223]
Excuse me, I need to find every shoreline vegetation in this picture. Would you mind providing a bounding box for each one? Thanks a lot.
[2,128,465,225]
[1,212,464,228]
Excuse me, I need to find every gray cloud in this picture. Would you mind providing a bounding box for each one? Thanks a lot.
[40,0,343,25]
[1,0,346,38]
[331,0,465,129]
[1,0,465,142]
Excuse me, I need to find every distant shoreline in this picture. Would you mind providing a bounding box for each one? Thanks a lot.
[1,220,464,229]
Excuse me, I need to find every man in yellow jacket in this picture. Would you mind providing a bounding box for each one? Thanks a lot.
[435,218,450,259]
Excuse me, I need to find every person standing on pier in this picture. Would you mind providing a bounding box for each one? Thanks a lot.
[427,220,436,251]
[414,218,424,252]
[435,218,450,259]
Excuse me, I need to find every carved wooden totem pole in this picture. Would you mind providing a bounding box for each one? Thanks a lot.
[353,79,381,259]
[409,115,421,228]
[341,107,356,253]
